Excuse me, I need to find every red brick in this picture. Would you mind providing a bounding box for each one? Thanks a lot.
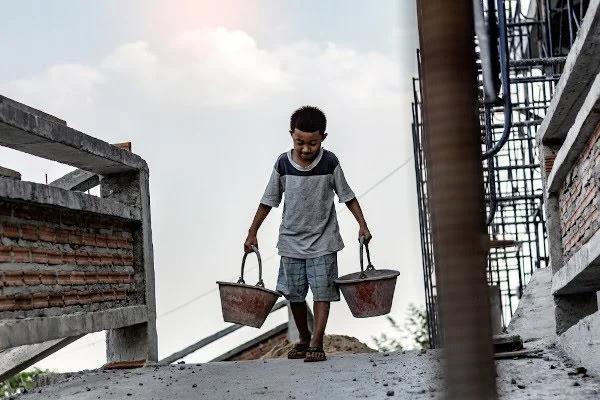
[100,255,113,266]
[82,233,96,246]
[85,272,99,284]
[76,250,90,265]
[49,294,64,308]
[23,272,41,286]
[40,271,57,285]
[1,223,20,239]
[88,253,102,265]
[32,294,50,309]
[12,248,31,263]
[78,292,92,304]
[97,272,110,284]
[70,271,86,285]
[69,232,83,245]
[55,229,70,244]
[62,253,77,265]
[0,246,11,262]
[21,224,38,241]
[63,292,79,306]
[47,250,63,265]
[57,271,71,285]
[0,297,16,311]
[122,253,134,266]
[91,292,106,302]
[106,237,120,249]
[31,249,48,264]
[95,235,108,248]
[114,290,127,300]
[106,274,121,284]
[3,271,23,286]
[38,226,56,242]
[15,295,33,310]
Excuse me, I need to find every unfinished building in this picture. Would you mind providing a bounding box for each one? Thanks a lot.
[0,95,158,379]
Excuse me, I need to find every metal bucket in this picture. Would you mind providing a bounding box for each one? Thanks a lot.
[335,238,400,318]
[217,246,280,328]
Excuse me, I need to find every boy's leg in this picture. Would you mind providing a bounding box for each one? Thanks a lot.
[310,301,330,348]
[305,253,339,361]
[276,256,311,357]
[289,302,312,345]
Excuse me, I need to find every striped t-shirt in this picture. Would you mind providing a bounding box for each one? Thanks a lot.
[260,148,356,259]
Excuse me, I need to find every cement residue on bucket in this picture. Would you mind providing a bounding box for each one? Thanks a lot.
[261,334,377,359]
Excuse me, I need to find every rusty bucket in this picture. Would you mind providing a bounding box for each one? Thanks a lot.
[217,246,280,328]
[335,238,400,318]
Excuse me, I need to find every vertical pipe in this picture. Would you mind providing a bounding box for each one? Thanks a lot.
[416,1,497,398]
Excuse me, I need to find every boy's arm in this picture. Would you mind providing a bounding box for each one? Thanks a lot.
[244,203,272,253]
[345,197,372,243]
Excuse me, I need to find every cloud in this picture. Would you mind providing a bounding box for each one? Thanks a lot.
[2,27,405,114]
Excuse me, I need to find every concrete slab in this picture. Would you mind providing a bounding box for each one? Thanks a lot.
[546,71,600,194]
[537,0,600,144]
[0,96,147,174]
[19,348,600,399]
[0,305,147,349]
[0,166,21,180]
[0,176,141,221]
[552,228,600,295]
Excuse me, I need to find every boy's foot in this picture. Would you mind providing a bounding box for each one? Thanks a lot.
[304,347,327,362]
[287,342,309,359]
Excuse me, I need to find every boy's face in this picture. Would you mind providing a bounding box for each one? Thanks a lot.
[290,128,327,162]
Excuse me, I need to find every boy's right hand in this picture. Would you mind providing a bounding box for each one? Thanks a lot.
[244,233,258,253]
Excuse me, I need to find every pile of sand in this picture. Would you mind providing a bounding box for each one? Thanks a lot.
[261,334,377,359]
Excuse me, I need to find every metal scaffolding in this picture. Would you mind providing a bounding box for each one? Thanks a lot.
[412,0,590,348]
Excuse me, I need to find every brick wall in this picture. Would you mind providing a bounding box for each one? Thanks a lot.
[0,200,142,319]
[559,124,600,260]
[226,331,288,361]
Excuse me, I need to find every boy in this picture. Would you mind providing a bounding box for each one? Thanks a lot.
[244,106,371,362]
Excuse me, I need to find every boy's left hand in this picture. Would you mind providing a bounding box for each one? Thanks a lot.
[359,226,372,244]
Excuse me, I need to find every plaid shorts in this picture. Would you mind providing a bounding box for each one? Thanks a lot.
[276,253,340,302]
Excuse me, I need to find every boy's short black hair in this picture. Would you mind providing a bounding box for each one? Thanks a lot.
[290,106,327,134]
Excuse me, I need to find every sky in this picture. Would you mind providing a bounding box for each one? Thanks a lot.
[0,0,422,371]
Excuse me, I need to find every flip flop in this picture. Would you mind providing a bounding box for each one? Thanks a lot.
[304,346,327,362]
[287,343,309,359]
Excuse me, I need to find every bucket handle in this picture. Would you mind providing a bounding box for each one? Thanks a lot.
[238,245,264,287]
[359,236,375,279]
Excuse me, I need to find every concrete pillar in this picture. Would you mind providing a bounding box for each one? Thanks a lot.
[489,285,503,334]
[545,195,564,274]
[555,293,598,334]
[101,170,158,363]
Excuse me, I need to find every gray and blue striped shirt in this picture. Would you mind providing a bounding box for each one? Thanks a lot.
[260,148,356,259]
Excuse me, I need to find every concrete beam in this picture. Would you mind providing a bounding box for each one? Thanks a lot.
[0,335,82,382]
[210,323,288,362]
[559,310,600,375]
[0,305,147,349]
[0,95,66,126]
[546,71,600,194]
[49,169,99,192]
[0,176,141,221]
[0,96,147,174]
[49,143,133,192]
[0,166,21,180]
[552,227,600,295]
[102,171,157,363]
[537,0,600,145]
